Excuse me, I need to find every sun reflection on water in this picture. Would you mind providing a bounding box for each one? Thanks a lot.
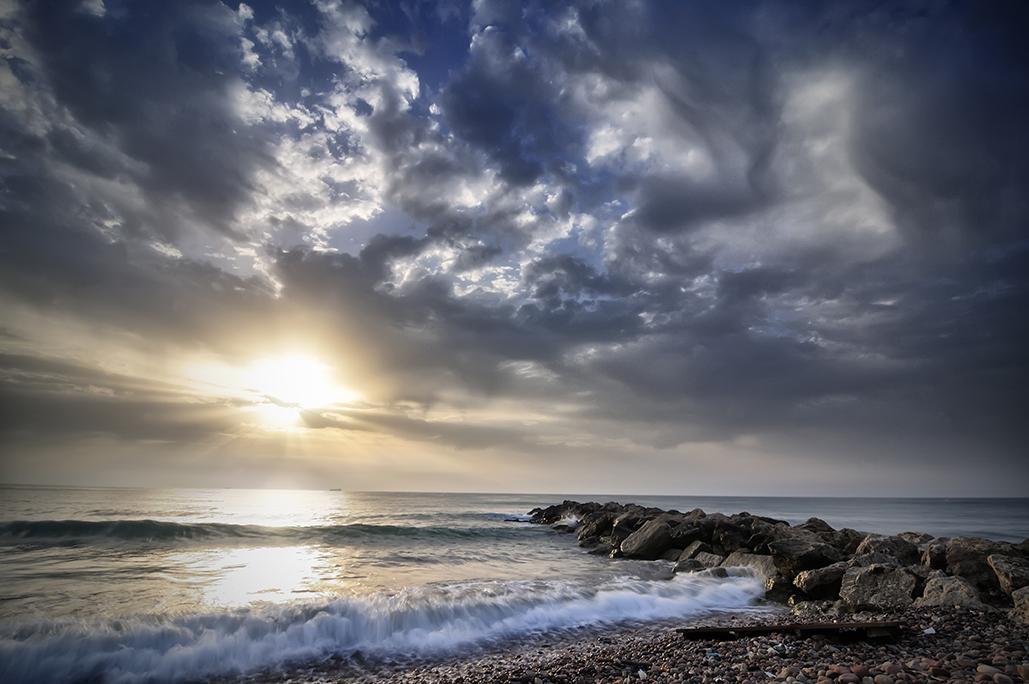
[176,546,336,607]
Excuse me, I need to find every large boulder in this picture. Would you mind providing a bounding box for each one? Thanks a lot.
[796,517,836,536]
[576,510,615,545]
[825,528,867,555]
[678,540,711,561]
[669,525,702,548]
[987,554,1029,596]
[921,540,948,569]
[1011,586,1029,625]
[709,516,749,553]
[721,551,777,580]
[839,564,916,610]
[855,535,920,566]
[914,576,984,609]
[946,538,1010,598]
[793,561,849,599]
[768,533,843,579]
[610,511,648,546]
[619,518,673,560]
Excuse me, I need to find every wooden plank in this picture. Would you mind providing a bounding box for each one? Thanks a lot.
[676,621,903,641]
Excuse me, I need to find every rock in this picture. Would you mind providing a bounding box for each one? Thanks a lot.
[668,525,702,547]
[709,516,748,553]
[854,535,920,565]
[721,550,777,580]
[674,558,703,573]
[764,575,796,602]
[692,551,725,568]
[946,538,1010,598]
[914,575,984,608]
[897,531,934,546]
[831,528,868,555]
[768,533,843,579]
[797,517,836,535]
[610,511,649,546]
[790,600,835,619]
[849,552,902,567]
[1010,586,1029,624]
[794,561,848,599]
[696,566,728,578]
[921,541,948,570]
[986,554,1029,596]
[678,540,711,561]
[620,518,674,560]
[838,564,915,610]
[576,510,614,545]
[660,547,683,561]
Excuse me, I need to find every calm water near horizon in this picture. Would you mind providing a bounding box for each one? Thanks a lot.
[1,486,1027,682]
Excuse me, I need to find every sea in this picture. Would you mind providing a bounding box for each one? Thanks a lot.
[0,486,1026,683]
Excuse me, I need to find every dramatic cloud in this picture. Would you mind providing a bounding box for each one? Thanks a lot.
[0,0,1026,494]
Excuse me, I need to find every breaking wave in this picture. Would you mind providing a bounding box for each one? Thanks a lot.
[0,573,765,683]
[0,519,537,545]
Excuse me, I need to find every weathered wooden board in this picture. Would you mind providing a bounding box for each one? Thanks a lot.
[676,621,903,641]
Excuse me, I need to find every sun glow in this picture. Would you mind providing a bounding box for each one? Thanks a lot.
[246,354,359,427]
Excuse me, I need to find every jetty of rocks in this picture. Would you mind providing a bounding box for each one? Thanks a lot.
[528,500,1029,622]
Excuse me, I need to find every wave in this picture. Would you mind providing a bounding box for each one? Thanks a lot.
[0,573,765,684]
[0,519,537,546]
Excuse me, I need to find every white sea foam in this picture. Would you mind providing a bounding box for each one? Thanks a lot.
[0,573,764,684]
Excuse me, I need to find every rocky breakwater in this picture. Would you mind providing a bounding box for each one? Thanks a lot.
[528,500,1029,623]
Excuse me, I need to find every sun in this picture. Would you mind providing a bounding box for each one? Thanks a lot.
[248,354,358,413]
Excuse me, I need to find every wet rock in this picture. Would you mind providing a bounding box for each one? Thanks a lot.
[692,551,725,568]
[839,564,915,610]
[674,558,703,573]
[610,511,648,546]
[620,518,674,560]
[660,547,683,561]
[668,525,702,548]
[576,511,614,545]
[794,561,848,599]
[855,535,920,566]
[677,540,711,561]
[986,553,1029,596]
[914,575,984,608]
[764,575,796,602]
[721,550,777,580]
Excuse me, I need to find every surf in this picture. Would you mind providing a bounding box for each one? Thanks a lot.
[0,573,765,683]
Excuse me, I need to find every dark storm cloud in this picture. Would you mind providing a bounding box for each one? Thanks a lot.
[1,0,1027,489]
[19,0,276,237]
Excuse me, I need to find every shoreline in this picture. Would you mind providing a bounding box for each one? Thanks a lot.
[257,606,1025,683]
[243,499,1028,683]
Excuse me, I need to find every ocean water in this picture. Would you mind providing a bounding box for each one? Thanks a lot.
[0,487,1026,683]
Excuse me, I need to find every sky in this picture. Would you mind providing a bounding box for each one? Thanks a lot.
[0,0,1027,495]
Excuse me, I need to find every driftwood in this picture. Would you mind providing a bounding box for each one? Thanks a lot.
[676,621,903,641]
